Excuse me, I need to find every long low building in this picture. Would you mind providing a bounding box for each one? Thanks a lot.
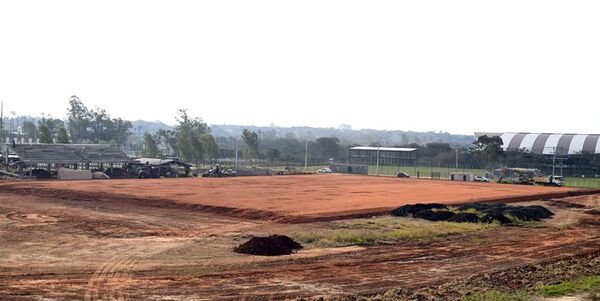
[475,132,600,155]
[349,146,417,166]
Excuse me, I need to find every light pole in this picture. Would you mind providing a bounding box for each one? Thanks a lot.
[304,139,308,170]
[234,138,239,169]
[10,111,16,143]
[376,146,380,176]
[455,149,459,171]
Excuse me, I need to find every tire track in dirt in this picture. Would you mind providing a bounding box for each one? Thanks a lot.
[84,254,138,301]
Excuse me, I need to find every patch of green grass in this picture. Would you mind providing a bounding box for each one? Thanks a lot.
[460,275,600,301]
[462,291,529,301]
[564,177,600,189]
[539,275,600,297]
[292,217,495,247]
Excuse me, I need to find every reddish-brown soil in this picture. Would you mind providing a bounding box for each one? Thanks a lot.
[1,177,599,300]
[0,175,590,222]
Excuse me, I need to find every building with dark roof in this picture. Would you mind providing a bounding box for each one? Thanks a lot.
[4,143,130,165]
[349,146,417,166]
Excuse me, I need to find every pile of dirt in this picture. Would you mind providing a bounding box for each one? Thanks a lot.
[393,203,554,224]
[504,205,554,221]
[233,235,303,256]
[549,199,587,209]
[448,213,480,223]
[413,209,455,221]
[457,203,508,212]
[458,203,554,224]
[480,212,512,224]
[390,204,447,217]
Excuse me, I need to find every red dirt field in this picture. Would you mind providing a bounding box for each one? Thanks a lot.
[1,176,600,300]
[1,191,600,300]
[0,174,590,222]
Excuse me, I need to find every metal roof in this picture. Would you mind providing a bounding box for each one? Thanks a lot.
[475,132,600,155]
[7,143,130,164]
[350,146,418,152]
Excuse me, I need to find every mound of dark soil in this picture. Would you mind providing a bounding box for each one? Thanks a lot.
[448,213,480,223]
[458,203,507,214]
[480,213,512,224]
[391,204,448,217]
[457,203,554,224]
[550,199,586,209]
[504,206,554,221]
[233,235,303,256]
[413,210,455,221]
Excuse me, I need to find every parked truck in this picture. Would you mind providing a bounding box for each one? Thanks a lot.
[495,168,565,186]
[533,175,565,187]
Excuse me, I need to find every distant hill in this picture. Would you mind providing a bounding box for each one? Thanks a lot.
[209,124,475,147]
[130,120,173,134]
[74,119,478,147]
[11,116,475,147]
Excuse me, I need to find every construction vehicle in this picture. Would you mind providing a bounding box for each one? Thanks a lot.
[495,168,564,186]
[533,175,565,187]
[202,165,236,177]
[495,168,537,185]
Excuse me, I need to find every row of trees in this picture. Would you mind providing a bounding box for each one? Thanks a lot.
[14,96,222,167]
[141,110,219,165]
[67,95,133,146]
[20,118,69,144]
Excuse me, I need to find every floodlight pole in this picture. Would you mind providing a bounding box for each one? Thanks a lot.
[234,138,238,168]
[304,139,308,170]
[552,147,556,177]
[455,149,459,171]
[376,147,380,176]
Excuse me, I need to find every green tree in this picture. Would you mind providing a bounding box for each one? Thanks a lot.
[22,121,37,140]
[315,137,340,161]
[142,132,161,157]
[89,107,115,143]
[157,129,178,156]
[67,95,91,143]
[56,126,70,143]
[112,118,132,148]
[199,133,219,163]
[37,120,53,143]
[473,135,505,167]
[242,129,259,165]
[266,148,281,164]
[175,109,210,165]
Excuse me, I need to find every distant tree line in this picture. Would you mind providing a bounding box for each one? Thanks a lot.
[7,98,599,173]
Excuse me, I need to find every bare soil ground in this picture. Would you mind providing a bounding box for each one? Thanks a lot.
[0,177,599,300]
[0,175,590,223]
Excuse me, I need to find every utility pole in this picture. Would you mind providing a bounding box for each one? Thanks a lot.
[234,138,239,169]
[455,149,459,171]
[552,147,556,177]
[376,146,380,176]
[304,139,308,170]
[137,126,141,157]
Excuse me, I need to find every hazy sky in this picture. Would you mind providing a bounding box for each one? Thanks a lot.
[1,1,599,135]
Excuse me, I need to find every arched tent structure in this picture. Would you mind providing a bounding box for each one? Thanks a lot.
[475,132,600,156]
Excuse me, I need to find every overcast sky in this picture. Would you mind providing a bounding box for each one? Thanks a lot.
[0,1,598,135]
